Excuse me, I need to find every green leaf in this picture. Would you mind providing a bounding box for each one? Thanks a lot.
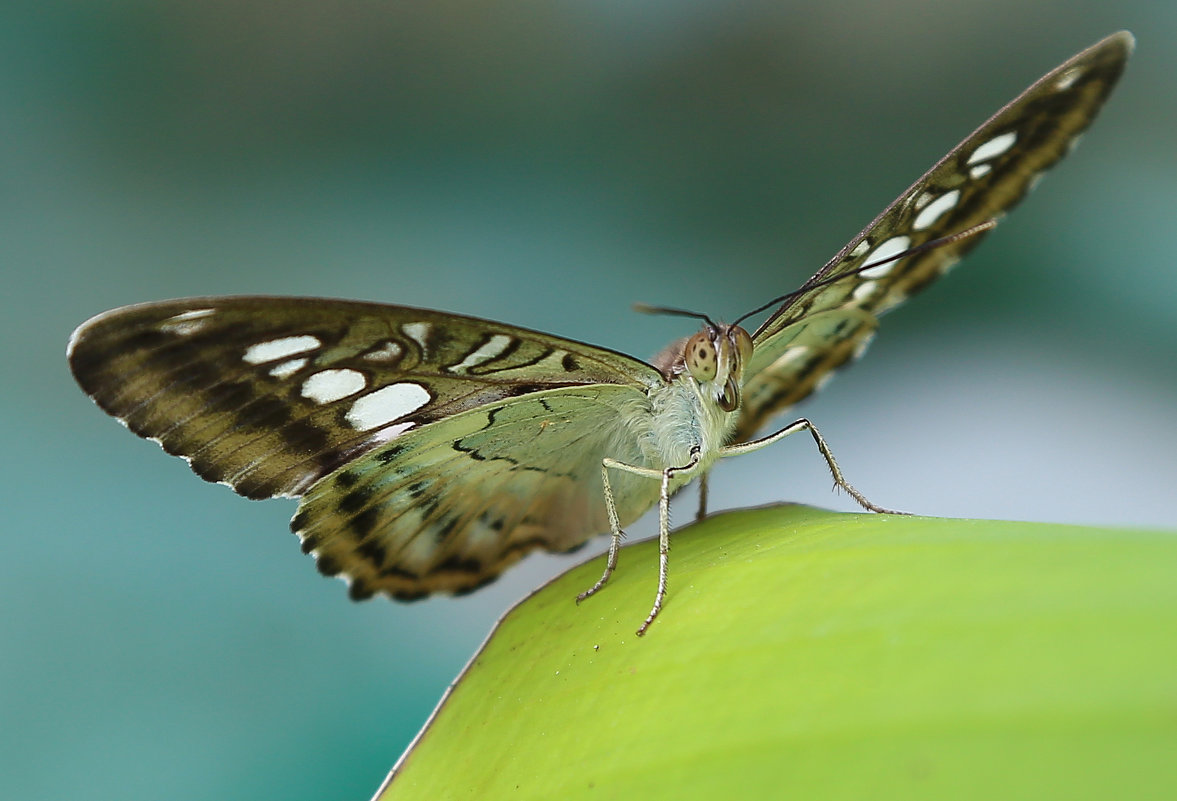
[376,505,1177,800]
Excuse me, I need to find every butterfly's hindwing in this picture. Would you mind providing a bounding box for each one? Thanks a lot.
[291,385,660,599]
[739,309,878,440]
[735,32,1132,441]
[69,297,659,501]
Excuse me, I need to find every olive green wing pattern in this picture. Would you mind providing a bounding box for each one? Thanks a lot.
[292,384,660,600]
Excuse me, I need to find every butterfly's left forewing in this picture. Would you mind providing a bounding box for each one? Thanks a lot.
[69,296,659,497]
[736,31,1132,442]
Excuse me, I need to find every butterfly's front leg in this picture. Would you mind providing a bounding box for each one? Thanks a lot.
[722,417,906,515]
[578,446,702,636]
[574,459,632,605]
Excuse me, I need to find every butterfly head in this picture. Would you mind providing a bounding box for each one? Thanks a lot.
[682,324,754,412]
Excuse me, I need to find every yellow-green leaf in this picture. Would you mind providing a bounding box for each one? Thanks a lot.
[377,505,1177,800]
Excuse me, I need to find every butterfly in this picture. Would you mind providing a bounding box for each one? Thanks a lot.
[68,32,1132,635]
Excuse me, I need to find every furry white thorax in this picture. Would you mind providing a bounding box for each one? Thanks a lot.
[642,371,738,485]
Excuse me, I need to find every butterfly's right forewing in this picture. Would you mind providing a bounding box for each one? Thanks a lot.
[733,32,1133,442]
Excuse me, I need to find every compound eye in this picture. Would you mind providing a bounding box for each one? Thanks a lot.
[718,375,740,412]
[731,326,753,367]
[685,331,718,382]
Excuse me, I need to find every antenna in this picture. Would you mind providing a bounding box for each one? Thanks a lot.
[632,302,717,329]
[733,219,997,326]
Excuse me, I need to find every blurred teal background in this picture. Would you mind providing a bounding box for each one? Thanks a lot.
[5,3,1175,800]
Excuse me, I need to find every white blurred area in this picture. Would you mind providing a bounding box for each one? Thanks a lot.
[717,331,1177,527]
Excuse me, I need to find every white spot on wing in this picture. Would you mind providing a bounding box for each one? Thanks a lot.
[969,163,992,179]
[346,383,432,430]
[1055,66,1082,91]
[402,322,431,353]
[851,280,880,303]
[937,254,962,274]
[912,189,960,231]
[287,473,321,497]
[967,131,1017,165]
[368,422,415,445]
[852,332,876,360]
[466,521,502,550]
[849,240,870,258]
[161,308,216,336]
[400,526,444,571]
[447,334,513,373]
[302,369,367,404]
[362,341,403,362]
[270,358,308,379]
[243,335,321,364]
[860,236,910,278]
[777,346,811,367]
[171,309,215,321]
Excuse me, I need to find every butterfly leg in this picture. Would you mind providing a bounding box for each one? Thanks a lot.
[638,446,702,635]
[575,460,631,604]
[696,471,709,521]
[721,418,906,515]
[578,448,703,635]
